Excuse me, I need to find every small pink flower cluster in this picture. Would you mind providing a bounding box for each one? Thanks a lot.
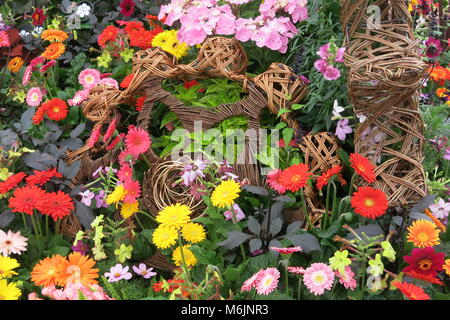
[314,42,345,80]
[158,0,308,53]
[29,283,113,300]
[69,69,118,106]
[241,267,280,295]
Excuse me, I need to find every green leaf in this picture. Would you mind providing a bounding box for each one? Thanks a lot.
[282,128,294,147]
[291,104,304,110]
[277,108,291,117]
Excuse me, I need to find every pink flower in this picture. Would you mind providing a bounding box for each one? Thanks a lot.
[287,267,306,275]
[271,246,302,255]
[241,270,264,292]
[255,267,280,295]
[323,65,341,80]
[266,169,286,194]
[335,47,345,63]
[87,123,102,148]
[118,148,138,165]
[317,43,331,59]
[22,65,33,86]
[303,263,335,295]
[40,60,56,72]
[123,179,141,203]
[181,159,206,186]
[68,89,90,106]
[425,37,443,58]
[132,263,157,279]
[125,126,151,156]
[314,59,328,73]
[103,117,117,142]
[28,292,43,300]
[335,119,352,141]
[104,264,132,282]
[336,266,357,290]
[224,203,245,221]
[0,230,28,256]
[0,30,10,47]
[78,68,101,89]
[26,87,43,107]
[30,56,45,69]
[98,77,119,89]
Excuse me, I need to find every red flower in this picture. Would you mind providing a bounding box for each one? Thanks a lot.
[106,133,125,151]
[403,247,445,276]
[404,271,444,285]
[266,169,286,194]
[98,26,119,48]
[0,172,26,194]
[8,185,46,215]
[350,186,388,219]
[392,281,430,300]
[152,281,163,292]
[26,168,62,186]
[349,153,376,183]
[87,123,102,148]
[32,105,47,125]
[42,98,68,121]
[103,118,117,142]
[119,0,135,17]
[31,8,46,26]
[123,179,141,203]
[184,80,200,89]
[120,74,134,89]
[316,165,346,191]
[128,29,159,49]
[124,21,144,35]
[278,164,312,192]
[37,191,74,221]
[135,96,146,111]
[125,126,151,156]
[118,164,133,183]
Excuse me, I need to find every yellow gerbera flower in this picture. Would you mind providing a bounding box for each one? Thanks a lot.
[172,245,197,267]
[181,223,206,243]
[211,180,241,208]
[0,256,19,279]
[0,280,21,300]
[443,259,450,276]
[152,225,178,249]
[151,30,189,60]
[106,185,126,207]
[121,201,139,219]
[407,219,440,248]
[156,203,191,229]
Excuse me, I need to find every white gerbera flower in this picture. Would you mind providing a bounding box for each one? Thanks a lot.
[76,3,92,18]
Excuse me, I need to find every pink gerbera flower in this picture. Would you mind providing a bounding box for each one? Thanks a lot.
[22,65,33,86]
[103,117,117,142]
[40,60,56,72]
[26,87,43,107]
[303,263,335,296]
[0,230,28,256]
[78,68,101,89]
[335,266,357,290]
[125,126,151,156]
[0,31,10,47]
[30,56,45,69]
[287,267,306,275]
[98,78,119,89]
[68,89,90,106]
[266,169,286,194]
[255,268,280,295]
[271,246,302,255]
[118,148,138,165]
[87,123,102,148]
[123,179,141,203]
[241,270,264,292]
[118,163,133,183]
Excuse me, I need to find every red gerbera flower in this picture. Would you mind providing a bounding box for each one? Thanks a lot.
[349,153,376,183]
[103,118,117,142]
[26,168,62,186]
[120,74,134,89]
[135,96,146,111]
[31,8,46,26]
[403,247,445,275]
[98,26,119,48]
[119,0,135,17]
[32,105,47,125]
[8,185,46,215]
[106,133,125,151]
[0,172,26,194]
[37,191,74,221]
[124,21,144,35]
[316,165,346,191]
[42,98,68,121]
[392,281,430,300]
[184,80,200,89]
[123,179,141,203]
[278,164,312,192]
[128,29,156,49]
[118,163,133,183]
[350,186,388,219]
[266,169,286,194]
[118,148,138,165]
[125,126,151,156]
[404,271,444,285]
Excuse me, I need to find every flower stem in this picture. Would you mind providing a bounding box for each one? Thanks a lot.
[138,210,157,223]
[30,213,42,255]
[177,230,192,287]
[298,277,302,300]
[134,213,145,230]
[229,205,247,262]
[21,213,27,229]
[140,153,152,168]
[323,183,332,231]
[284,262,289,295]
[330,181,338,224]
[299,188,313,230]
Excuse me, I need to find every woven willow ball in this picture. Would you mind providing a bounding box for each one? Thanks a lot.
[196,37,248,77]
[132,47,177,79]
[82,85,124,122]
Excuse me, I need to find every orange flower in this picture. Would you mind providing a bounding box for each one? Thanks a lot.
[392,281,430,300]
[32,105,47,125]
[316,165,346,190]
[443,259,450,276]
[349,153,376,183]
[436,88,449,99]
[350,186,388,219]
[41,42,65,60]
[407,220,440,248]
[120,73,134,89]
[124,21,145,35]
[26,168,62,186]
[56,252,99,286]
[31,255,66,287]
[279,164,312,192]
[42,98,68,121]
[128,28,161,49]
[428,65,450,86]
[41,29,68,42]
[424,209,446,232]
[404,271,443,285]
[7,57,24,73]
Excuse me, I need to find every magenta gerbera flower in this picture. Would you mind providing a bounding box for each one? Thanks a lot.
[119,0,135,17]
[118,163,133,183]
[271,246,303,255]
[303,263,335,295]
[266,169,286,194]
[123,179,141,203]
[125,126,151,156]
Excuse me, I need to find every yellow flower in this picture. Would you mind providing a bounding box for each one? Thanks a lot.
[407,219,440,248]
[0,256,20,279]
[106,185,126,207]
[181,223,206,243]
[151,30,189,60]
[443,259,450,276]
[172,245,197,267]
[156,203,191,229]
[211,180,241,208]
[152,225,178,249]
[0,280,21,300]
[121,201,139,219]
[0,168,12,181]
[7,57,23,73]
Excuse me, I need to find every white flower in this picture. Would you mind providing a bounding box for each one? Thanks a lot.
[76,3,92,18]
[19,30,30,38]
[356,113,367,123]
[332,99,345,119]
[31,26,44,37]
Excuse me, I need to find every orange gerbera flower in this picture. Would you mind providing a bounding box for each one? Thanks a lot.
[120,73,134,89]
[0,172,26,194]
[443,259,450,276]
[404,271,443,285]
[42,98,68,121]
[128,29,160,49]
[316,165,346,190]
[7,57,24,73]
[407,220,440,248]
[31,254,66,287]
[279,164,312,192]
[56,252,99,286]
[424,209,446,232]
[124,21,145,35]
[41,42,65,60]
[428,65,450,86]
[8,185,46,215]
[392,281,430,300]
[32,105,47,125]
[350,186,388,219]
[41,29,68,42]
[349,153,376,183]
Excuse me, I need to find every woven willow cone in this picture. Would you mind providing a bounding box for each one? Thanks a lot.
[341,0,427,206]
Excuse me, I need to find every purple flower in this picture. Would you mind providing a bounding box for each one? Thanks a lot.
[71,240,89,256]
[335,119,352,141]
[430,198,450,220]
[189,183,208,201]
[79,190,95,206]
[425,37,443,58]
[104,264,132,282]
[323,65,341,80]
[444,148,450,161]
[317,43,331,59]
[95,190,108,208]
[181,159,206,186]
[224,204,245,222]
[132,263,157,279]
[335,47,346,63]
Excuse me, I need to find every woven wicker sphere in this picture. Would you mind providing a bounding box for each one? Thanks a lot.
[196,37,248,77]
[132,47,177,80]
[82,85,123,122]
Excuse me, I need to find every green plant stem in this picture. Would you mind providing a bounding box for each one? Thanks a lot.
[298,277,302,300]
[45,215,49,239]
[21,213,27,229]
[323,183,332,231]
[30,214,42,255]
[345,173,357,212]
[138,210,157,223]
[177,231,192,287]
[330,181,338,223]
[284,263,289,296]
[299,188,313,230]
[140,153,152,168]
[134,213,145,230]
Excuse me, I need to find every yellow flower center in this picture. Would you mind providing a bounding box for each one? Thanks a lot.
[417,232,429,243]
[357,165,366,172]
[291,175,301,182]
[67,265,81,278]
[53,107,60,113]
[264,277,273,287]
[114,273,121,278]
[364,198,375,207]
[221,191,229,198]
[47,268,56,276]
[85,75,94,83]
[418,259,432,271]
[313,273,324,284]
